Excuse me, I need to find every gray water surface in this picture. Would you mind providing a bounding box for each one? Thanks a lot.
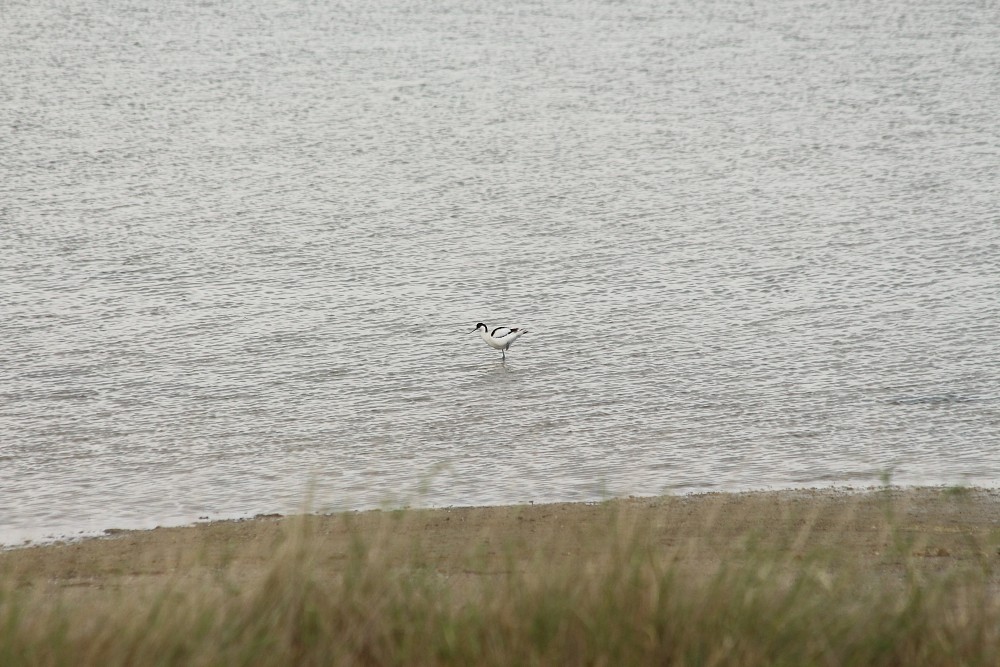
[2,0,999,545]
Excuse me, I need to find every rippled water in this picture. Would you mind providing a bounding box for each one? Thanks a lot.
[2,0,999,545]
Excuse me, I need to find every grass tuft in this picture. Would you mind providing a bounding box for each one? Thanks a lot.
[2,490,999,665]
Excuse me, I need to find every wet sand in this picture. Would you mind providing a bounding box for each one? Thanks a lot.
[3,487,999,593]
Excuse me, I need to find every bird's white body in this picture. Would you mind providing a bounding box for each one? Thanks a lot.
[472,323,528,360]
[479,327,525,350]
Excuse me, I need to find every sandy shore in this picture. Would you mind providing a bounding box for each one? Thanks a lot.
[3,487,999,593]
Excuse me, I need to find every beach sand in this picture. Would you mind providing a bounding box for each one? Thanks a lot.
[3,487,999,594]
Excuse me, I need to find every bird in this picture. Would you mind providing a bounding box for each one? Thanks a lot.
[471,322,528,361]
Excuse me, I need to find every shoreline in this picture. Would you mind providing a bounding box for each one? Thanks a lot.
[3,485,999,589]
[4,483,998,550]
[4,485,1000,664]
[2,482,988,551]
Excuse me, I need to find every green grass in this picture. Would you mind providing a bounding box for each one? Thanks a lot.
[1,496,999,666]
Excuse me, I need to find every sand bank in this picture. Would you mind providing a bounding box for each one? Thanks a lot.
[3,487,999,593]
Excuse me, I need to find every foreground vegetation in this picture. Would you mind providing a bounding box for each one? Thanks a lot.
[1,489,999,665]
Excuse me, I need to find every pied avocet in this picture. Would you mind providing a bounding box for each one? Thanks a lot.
[471,323,528,361]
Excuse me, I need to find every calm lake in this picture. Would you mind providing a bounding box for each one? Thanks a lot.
[2,0,998,545]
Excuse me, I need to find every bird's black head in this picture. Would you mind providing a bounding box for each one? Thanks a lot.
[473,322,487,332]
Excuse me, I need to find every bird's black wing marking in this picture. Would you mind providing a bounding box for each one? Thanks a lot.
[491,327,514,337]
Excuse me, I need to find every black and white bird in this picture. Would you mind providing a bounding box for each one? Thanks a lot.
[471,323,528,361]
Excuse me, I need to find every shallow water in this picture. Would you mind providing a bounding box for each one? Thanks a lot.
[2,0,999,545]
